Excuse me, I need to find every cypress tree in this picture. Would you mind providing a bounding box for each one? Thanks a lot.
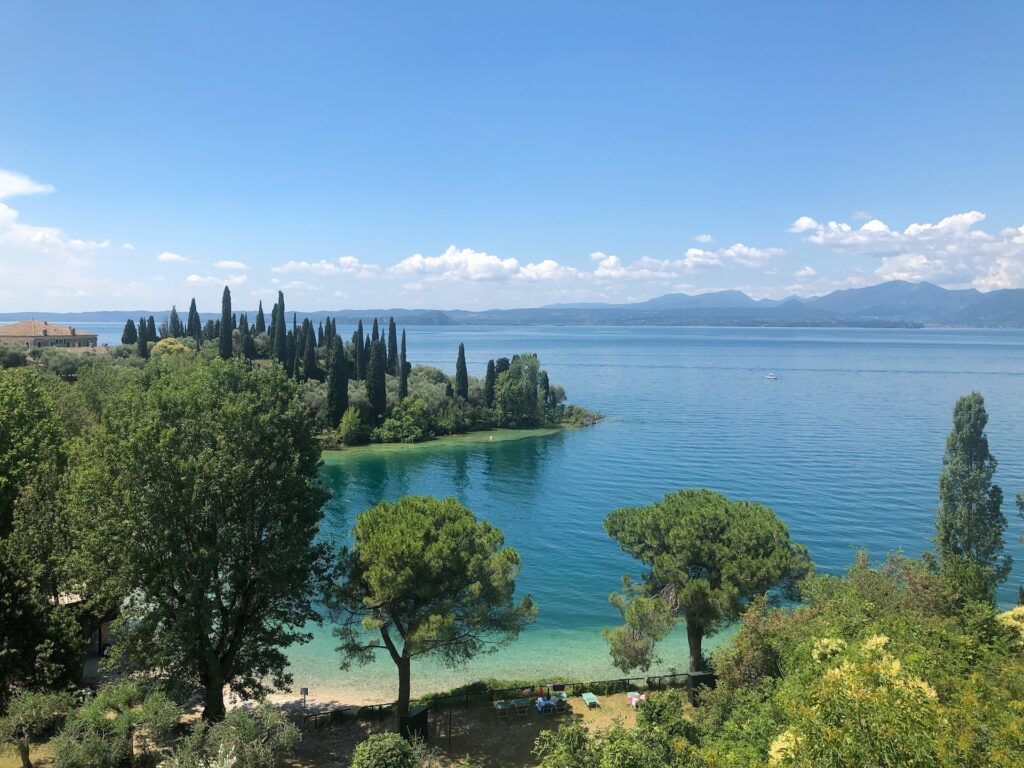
[539,370,551,408]
[255,300,266,334]
[187,298,202,341]
[371,318,379,345]
[136,318,149,359]
[455,343,469,401]
[363,334,371,379]
[366,339,387,422]
[327,338,348,429]
[121,319,138,345]
[219,286,233,359]
[495,357,510,375]
[399,330,409,400]
[354,321,365,380]
[935,392,1011,598]
[146,316,157,343]
[317,321,324,348]
[231,312,238,331]
[203,319,217,341]
[302,321,318,380]
[292,324,305,380]
[242,326,257,360]
[484,359,496,407]
[387,317,399,375]
[168,305,183,337]
[274,292,288,365]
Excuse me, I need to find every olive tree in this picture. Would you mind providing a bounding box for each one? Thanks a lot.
[604,489,810,673]
[330,496,536,716]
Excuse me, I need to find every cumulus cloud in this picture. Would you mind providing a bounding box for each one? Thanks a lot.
[693,233,714,243]
[0,170,54,199]
[794,266,817,280]
[273,256,378,277]
[157,251,189,263]
[186,273,247,286]
[214,260,248,270]
[391,245,521,281]
[791,210,1024,290]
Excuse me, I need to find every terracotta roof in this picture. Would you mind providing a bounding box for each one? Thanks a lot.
[0,319,96,338]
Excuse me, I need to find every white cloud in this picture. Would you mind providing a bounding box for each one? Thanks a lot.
[186,273,248,287]
[518,259,579,281]
[0,170,54,199]
[157,251,188,263]
[794,266,817,280]
[272,256,377,277]
[390,245,521,282]
[122,242,135,251]
[693,233,714,244]
[680,248,722,271]
[214,260,248,270]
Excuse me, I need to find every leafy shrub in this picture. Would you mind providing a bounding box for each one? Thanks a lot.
[161,705,299,768]
[372,397,431,443]
[350,732,417,768]
[339,406,370,445]
[0,342,27,368]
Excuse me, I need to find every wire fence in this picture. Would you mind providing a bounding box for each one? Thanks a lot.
[303,669,716,728]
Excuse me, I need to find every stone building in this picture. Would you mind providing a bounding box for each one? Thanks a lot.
[0,319,98,349]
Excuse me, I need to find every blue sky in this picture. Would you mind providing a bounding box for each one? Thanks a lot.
[2,1,1023,311]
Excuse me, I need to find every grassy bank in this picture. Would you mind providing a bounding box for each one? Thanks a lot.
[321,427,563,457]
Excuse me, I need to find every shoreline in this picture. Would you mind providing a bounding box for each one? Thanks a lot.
[321,426,564,457]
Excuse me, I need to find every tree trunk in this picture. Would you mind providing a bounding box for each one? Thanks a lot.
[686,619,703,673]
[202,676,227,722]
[18,742,31,768]
[396,655,412,718]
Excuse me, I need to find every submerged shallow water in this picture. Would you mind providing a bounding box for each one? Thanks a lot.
[286,326,1024,702]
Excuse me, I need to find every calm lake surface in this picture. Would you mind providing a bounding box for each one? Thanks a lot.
[282,326,1024,703]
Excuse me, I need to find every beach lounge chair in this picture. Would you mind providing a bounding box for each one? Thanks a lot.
[493,700,513,718]
[554,698,570,714]
[581,692,599,708]
[513,697,531,716]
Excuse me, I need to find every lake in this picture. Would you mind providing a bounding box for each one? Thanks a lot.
[282,325,1024,704]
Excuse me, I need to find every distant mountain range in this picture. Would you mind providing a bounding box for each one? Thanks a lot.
[3,281,1024,328]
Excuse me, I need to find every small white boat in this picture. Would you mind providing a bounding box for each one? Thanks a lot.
[764,372,778,380]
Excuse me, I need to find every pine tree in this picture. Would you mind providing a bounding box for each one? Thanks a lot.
[495,357,510,376]
[455,343,469,401]
[399,330,409,400]
[484,359,496,407]
[187,298,202,342]
[387,317,399,375]
[218,286,233,359]
[168,305,183,337]
[255,301,266,335]
[366,339,387,423]
[354,321,365,380]
[146,316,157,343]
[935,392,1011,598]
[327,338,348,429]
[121,319,138,345]
[274,292,287,365]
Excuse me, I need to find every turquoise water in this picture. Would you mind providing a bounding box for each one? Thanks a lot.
[285,326,1024,703]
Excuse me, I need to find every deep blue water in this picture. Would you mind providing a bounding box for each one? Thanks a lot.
[286,326,1024,702]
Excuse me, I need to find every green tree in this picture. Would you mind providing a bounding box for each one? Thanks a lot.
[168,305,184,337]
[187,298,202,342]
[326,338,348,429]
[120,319,137,345]
[398,330,408,400]
[353,320,365,380]
[273,292,288,365]
[218,285,233,359]
[365,339,387,423]
[0,543,82,712]
[492,353,541,427]
[387,317,399,375]
[455,343,469,401]
[330,496,536,716]
[0,369,65,535]
[484,359,496,407]
[136,317,149,359]
[339,406,369,446]
[935,392,1010,600]
[255,300,266,335]
[0,690,72,768]
[66,358,330,721]
[302,322,318,380]
[604,489,810,673]
[160,705,299,768]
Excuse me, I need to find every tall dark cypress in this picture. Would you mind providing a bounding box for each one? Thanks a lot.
[242,325,257,360]
[168,305,183,337]
[366,338,387,422]
[136,317,149,359]
[146,316,157,343]
[539,370,551,408]
[484,359,496,407]
[121,319,138,345]
[218,286,233,359]
[371,318,379,346]
[187,298,201,342]
[363,334,371,378]
[274,292,288,365]
[455,343,469,401]
[292,323,306,380]
[203,319,217,341]
[326,338,349,429]
[398,330,409,400]
[387,317,399,375]
[354,321,365,380]
[317,321,324,348]
[302,320,318,380]
[255,301,266,334]
[238,313,248,336]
